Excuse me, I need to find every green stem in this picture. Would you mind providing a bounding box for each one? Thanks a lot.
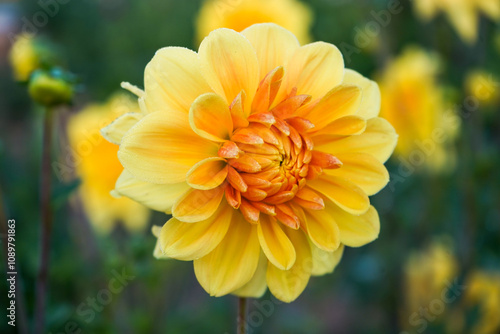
[237,297,247,334]
[35,108,54,334]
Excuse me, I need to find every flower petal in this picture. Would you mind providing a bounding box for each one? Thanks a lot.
[158,203,232,261]
[189,93,233,142]
[172,186,225,223]
[198,28,260,114]
[266,228,312,303]
[300,85,362,131]
[101,112,143,145]
[307,174,370,215]
[311,243,344,276]
[241,23,300,79]
[312,115,366,137]
[194,212,260,297]
[232,251,268,298]
[325,153,389,196]
[258,215,296,270]
[114,170,189,213]
[118,110,219,184]
[280,42,344,101]
[186,157,228,190]
[343,69,381,119]
[315,117,398,163]
[303,206,341,252]
[327,200,380,247]
[144,47,212,113]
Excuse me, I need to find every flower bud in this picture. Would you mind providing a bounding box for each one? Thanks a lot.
[28,69,74,107]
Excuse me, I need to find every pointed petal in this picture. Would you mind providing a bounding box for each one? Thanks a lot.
[343,69,381,119]
[312,115,366,136]
[325,153,389,196]
[303,206,340,252]
[172,186,225,222]
[311,243,344,276]
[266,228,312,303]
[101,112,143,145]
[315,117,398,163]
[241,23,300,80]
[115,170,189,213]
[198,28,259,114]
[308,174,370,215]
[232,251,268,298]
[194,213,260,297]
[158,203,232,261]
[186,157,228,190]
[258,215,296,270]
[144,47,212,113]
[118,110,219,184]
[189,93,233,142]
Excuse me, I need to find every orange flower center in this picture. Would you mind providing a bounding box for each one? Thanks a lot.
[218,67,342,227]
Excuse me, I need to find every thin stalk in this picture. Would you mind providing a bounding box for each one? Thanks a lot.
[237,297,247,334]
[34,108,54,334]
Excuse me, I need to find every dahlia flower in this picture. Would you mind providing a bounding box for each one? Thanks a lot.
[68,94,150,234]
[196,0,312,44]
[413,0,500,44]
[9,34,40,82]
[104,23,397,302]
[378,47,459,172]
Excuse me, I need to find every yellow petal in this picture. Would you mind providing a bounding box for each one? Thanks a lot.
[189,93,233,142]
[232,251,268,298]
[327,200,380,247]
[258,215,296,270]
[158,203,232,261]
[313,115,366,136]
[118,110,219,184]
[325,153,389,196]
[194,212,260,297]
[303,206,340,252]
[241,23,300,79]
[172,186,225,222]
[115,170,189,213]
[101,112,143,145]
[301,85,362,130]
[198,28,260,114]
[343,69,381,119]
[266,228,312,303]
[152,225,169,260]
[144,47,212,113]
[315,117,398,163]
[186,157,228,190]
[308,174,370,215]
[311,243,344,276]
[281,42,344,101]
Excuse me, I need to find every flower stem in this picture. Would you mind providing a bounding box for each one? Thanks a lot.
[237,297,247,334]
[35,107,54,334]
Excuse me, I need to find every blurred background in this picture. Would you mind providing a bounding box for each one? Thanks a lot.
[0,0,499,333]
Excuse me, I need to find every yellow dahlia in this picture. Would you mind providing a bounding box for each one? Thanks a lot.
[196,0,312,45]
[413,0,500,44]
[464,271,500,334]
[68,94,150,234]
[378,47,459,172]
[9,34,40,82]
[465,70,500,107]
[105,23,397,302]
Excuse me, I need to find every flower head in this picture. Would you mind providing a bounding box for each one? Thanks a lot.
[196,0,312,44]
[378,47,459,172]
[413,0,500,44]
[106,24,397,302]
[9,34,40,82]
[465,70,500,108]
[68,94,150,234]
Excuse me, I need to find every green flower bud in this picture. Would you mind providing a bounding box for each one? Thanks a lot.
[28,69,74,107]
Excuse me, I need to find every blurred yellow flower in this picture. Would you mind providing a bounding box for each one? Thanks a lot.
[105,23,397,302]
[9,34,40,82]
[196,0,312,44]
[401,238,459,332]
[413,0,500,44]
[464,271,500,334]
[465,70,499,107]
[379,47,459,171]
[68,94,150,234]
